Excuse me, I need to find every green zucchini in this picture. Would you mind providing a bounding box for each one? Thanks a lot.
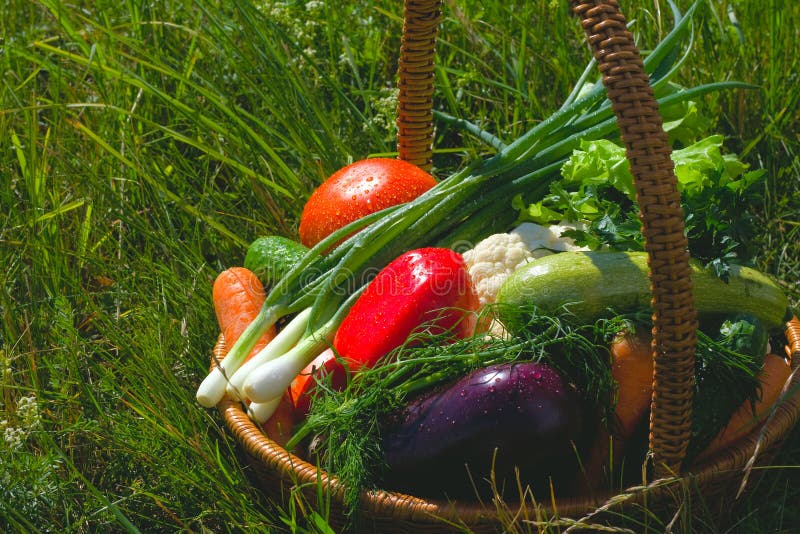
[496,251,790,332]
[243,235,309,287]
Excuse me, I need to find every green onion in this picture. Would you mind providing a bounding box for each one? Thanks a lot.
[195,0,752,419]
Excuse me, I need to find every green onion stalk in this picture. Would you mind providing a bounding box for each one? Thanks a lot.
[195,0,751,421]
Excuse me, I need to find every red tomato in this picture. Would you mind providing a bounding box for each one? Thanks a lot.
[298,158,438,248]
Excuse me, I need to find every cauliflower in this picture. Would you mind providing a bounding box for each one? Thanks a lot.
[462,221,588,308]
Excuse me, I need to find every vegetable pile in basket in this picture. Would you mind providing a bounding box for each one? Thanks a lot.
[196,2,794,515]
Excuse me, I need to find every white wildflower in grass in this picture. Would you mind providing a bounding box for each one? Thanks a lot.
[1,395,41,450]
[172,360,190,379]
[256,0,382,91]
[255,1,333,75]
[364,87,399,141]
[17,395,41,429]
[2,418,23,450]
[4,426,25,449]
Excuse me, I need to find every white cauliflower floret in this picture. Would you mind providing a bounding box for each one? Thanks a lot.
[462,233,533,309]
[463,221,588,307]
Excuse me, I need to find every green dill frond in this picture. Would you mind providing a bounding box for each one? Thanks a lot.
[294,306,629,518]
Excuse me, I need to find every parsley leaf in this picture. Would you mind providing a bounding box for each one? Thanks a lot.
[516,135,766,271]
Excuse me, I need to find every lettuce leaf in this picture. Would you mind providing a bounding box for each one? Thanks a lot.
[517,135,766,273]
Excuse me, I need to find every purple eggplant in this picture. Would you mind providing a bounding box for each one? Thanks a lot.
[380,361,586,498]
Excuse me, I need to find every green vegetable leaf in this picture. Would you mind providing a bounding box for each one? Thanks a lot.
[561,139,635,199]
[512,194,563,225]
[516,133,766,270]
[672,135,728,189]
[688,314,766,459]
[657,83,713,147]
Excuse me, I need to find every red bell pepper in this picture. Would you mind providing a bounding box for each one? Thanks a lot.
[290,247,478,415]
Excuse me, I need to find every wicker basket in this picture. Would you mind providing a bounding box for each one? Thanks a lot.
[213,0,800,530]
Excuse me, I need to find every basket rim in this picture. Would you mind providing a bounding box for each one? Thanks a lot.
[208,0,798,527]
[216,316,800,526]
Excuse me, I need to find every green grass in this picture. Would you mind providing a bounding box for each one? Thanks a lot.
[1,0,798,531]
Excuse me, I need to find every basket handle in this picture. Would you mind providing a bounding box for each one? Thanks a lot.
[399,0,698,476]
[397,0,442,171]
[571,0,698,477]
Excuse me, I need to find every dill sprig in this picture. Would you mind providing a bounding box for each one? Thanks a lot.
[288,306,629,519]
[288,307,768,519]
[688,316,766,458]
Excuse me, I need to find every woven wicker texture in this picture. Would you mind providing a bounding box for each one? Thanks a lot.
[215,318,800,531]
[570,0,697,478]
[396,0,441,171]
[211,0,800,530]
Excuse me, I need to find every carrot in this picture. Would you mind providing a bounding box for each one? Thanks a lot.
[260,391,298,448]
[213,267,277,365]
[696,353,792,462]
[289,348,344,416]
[610,329,654,440]
[574,329,654,494]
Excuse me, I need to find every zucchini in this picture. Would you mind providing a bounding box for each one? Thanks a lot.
[243,235,308,287]
[496,251,790,332]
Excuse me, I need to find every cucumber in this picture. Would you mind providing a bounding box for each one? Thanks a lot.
[496,251,790,332]
[243,235,309,287]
